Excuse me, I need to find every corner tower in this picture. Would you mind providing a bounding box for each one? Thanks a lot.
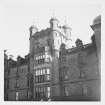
[29,25,38,53]
[49,17,59,30]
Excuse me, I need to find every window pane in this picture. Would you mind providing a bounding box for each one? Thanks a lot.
[42,69,43,75]
[40,55,42,59]
[38,87,40,92]
[47,92,50,98]
[34,64,35,70]
[38,70,40,75]
[83,85,88,95]
[38,76,40,82]
[46,75,50,81]
[43,55,45,58]
[64,86,69,96]
[47,87,50,91]
[47,68,50,74]
[41,69,43,75]
[37,70,39,76]
[35,76,38,83]
[40,87,43,92]
[36,56,38,60]
[43,69,45,74]
[16,79,19,87]
[36,70,38,76]
[47,87,50,98]
[16,92,19,101]
[36,87,38,92]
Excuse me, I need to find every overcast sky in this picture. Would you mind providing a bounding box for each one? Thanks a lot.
[0,0,102,59]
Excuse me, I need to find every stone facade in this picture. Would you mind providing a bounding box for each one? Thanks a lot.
[4,15,101,101]
[4,50,9,100]
[91,15,101,73]
[29,17,72,101]
[4,55,30,101]
[58,41,100,100]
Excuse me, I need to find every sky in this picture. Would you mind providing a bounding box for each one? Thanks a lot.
[0,0,102,59]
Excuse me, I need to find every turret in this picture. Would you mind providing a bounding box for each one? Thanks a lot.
[49,18,59,30]
[63,25,71,39]
[90,15,101,53]
[29,25,38,53]
[90,15,101,72]
[29,25,38,37]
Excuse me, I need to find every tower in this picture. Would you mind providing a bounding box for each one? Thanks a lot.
[63,25,71,40]
[91,15,101,72]
[29,17,72,100]
[49,17,70,98]
[49,17,59,30]
[29,25,38,53]
[29,25,38,37]
[49,17,61,57]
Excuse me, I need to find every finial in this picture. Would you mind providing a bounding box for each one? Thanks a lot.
[52,9,55,18]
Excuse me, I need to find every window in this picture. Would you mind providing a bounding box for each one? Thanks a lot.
[27,78,30,87]
[34,64,35,70]
[43,55,45,58]
[45,46,49,51]
[62,56,66,63]
[64,70,69,80]
[64,86,69,96]
[83,85,88,96]
[40,69,43,75]
[38,56,40,59]
[40,55,42,59]
[38,76,40,83]
[36,56,38,60]
[37,70,40,76]
[46,68,50,74]
[60,67,69,81]
[34,55,36,60]
[47,87,50,98]
[47,87,50,91]
[43,69,45,75]
[45,58,50,63]
[35,53,51,65]
[16,92,19,101]
[15,79,19,88]
[80,71,86,78]
[35,68,51,83]
[45,54,50,63]
[46,75,50,81]
[36,70,38,76]
[35,87,47,100]
[64,75,68,80]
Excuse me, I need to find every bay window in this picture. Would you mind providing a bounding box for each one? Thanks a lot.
[34,68,51,83]
[35,86,51,100]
